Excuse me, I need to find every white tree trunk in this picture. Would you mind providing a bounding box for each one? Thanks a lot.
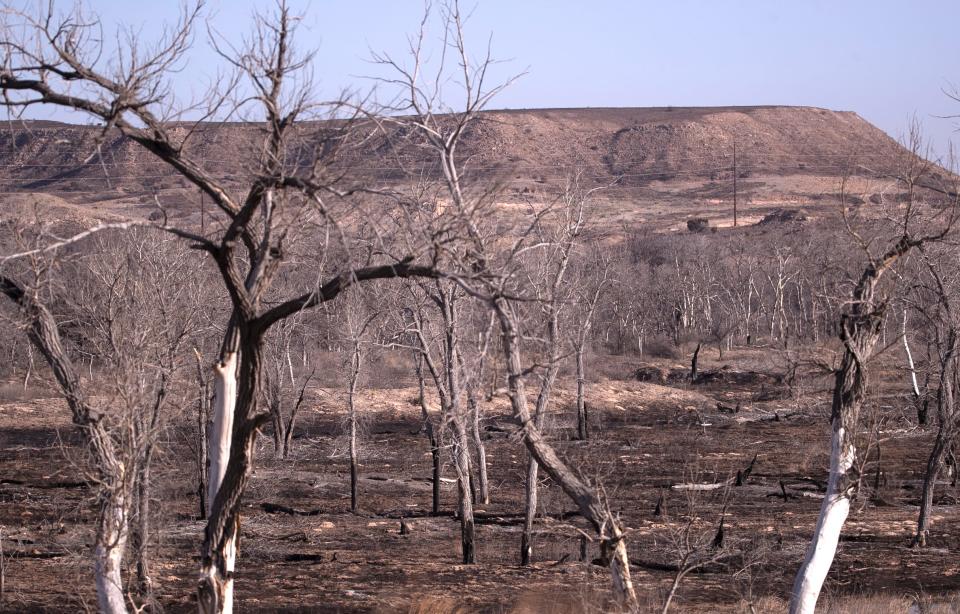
[95,489,129,614]
[205,351,238,614]
[790,426,854,614]
[902,310,921,399]
[222,537,236,614]
[208,352,237,514]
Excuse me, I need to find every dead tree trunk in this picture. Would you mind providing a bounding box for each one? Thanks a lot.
[790,234,934,614]
[461,316,493,506]
[194,350,211,520]
[690,342,702,381]
[493,297,638,609]
[414,353,442,514]
[282,375,311,459]
[913,262,959,547]
[520,448,540,566]
[467,388,490,505]
[131,450,153,597]
[412,283,476,562]
[348,346,361,514]
[576,344,589,440]
[452,417,476,562]
[0,277,130,614]
[915,421,953,546]
[444,298,476,563]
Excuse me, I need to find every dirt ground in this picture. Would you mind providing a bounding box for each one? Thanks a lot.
[1,344,959,613]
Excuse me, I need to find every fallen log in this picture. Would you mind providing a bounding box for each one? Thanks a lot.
[261,502,323,516]
[672,454,758,491]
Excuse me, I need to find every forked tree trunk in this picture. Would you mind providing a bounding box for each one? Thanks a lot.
[281,377,309,460]
[915,430,950,546]
[790,235,924,614]
[915,335,956,546]
[493,299,637,609]
[467,388,490,505]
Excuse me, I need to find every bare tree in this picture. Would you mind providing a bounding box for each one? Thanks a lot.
[907,247,960,546]
[0,4,444,611]
[789,177,955,614]
[378,3,638,604]
[263,316,315,460]
[520,188,586,566]
[569,242,611,441]
[458,308,494,506]
[407,280,478,563]
[342,290,377,513]
[0,228,202,613]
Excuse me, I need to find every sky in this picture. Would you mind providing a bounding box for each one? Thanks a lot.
[18,0,960,161]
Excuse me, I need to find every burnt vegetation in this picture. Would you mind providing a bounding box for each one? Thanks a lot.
[0,2,958,613]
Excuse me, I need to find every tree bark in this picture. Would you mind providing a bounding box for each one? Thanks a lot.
[131,447,154,598]
[194,350,210,520]
[199,324,267,614]
[95,488,129,614]
[493,298,637,609]
[208,351,238,515]
[915,331,956,547]
[415,355,442,515]
[1,276,131,613]
[349,395,359,514]
[690,342,702,381]
[467,388,490,505]
[915,432,948,547]
[790,234,925,614]
[520,452,539,566]
[453,417,476,563]
[576,345,588,440]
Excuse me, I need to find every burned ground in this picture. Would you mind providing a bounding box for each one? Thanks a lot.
[0,344,957,613]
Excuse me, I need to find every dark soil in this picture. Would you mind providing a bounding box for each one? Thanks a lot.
[0,345,958,613]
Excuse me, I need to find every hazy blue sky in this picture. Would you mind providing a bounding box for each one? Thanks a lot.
[29,0,960,160]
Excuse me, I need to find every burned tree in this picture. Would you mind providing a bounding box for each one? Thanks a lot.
[262,315,315,460]
[569,242,611,441]
[377,3,638,604]
[341,290,378,513]
[0,229,203,613]
[406,280,479,563]
[0,4,443,611]
[789,179,955,613]
[908,247,960,546]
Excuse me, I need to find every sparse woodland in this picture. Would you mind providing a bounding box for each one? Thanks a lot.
[0,2,959,613]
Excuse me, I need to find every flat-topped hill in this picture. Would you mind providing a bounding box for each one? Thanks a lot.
[0,106,909,197]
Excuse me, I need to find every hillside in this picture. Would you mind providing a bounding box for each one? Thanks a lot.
[0,106,932,230]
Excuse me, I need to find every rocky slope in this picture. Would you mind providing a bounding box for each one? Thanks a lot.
[0,106,910,203]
